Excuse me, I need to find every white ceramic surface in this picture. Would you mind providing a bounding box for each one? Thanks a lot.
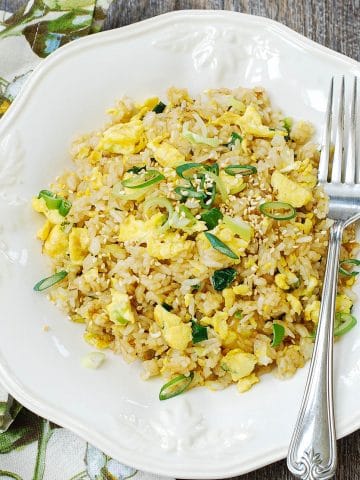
[0,10,360,479]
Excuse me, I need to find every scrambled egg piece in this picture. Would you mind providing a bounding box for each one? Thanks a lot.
[148,140,185,168]
[221,349,257,381]
[336,294,352,314]
[119,213,163,242]
[201,311,229,340]
[254,337,273,366]
[212,111,243,127]
[32,197,64,224]
[147,231,193,260]
[133,97,159,119]
[233,284,251,295]
[69,227,90,265]
[37,220,52,241]
[98,119,146,154]
[43,224,68,258]
[237,373,259,393]
[238,105,284,138]
[154,304,191,351]
[287,293,302,314]
[304,300,320,323]
[223,288,235,309]
[271,170,312,208]
[106,290,135,324]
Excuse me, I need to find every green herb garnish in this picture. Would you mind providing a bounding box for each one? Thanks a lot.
[211,268,237,291]
[161,302,173,312]
[127,165,146,174]
[200,208,223,230]
[339,259,360,277]
[234,310,243,320]
[174,186,206,200]
[33,271,68,291]
[283,117,292,141]
[224,165,257,176]
[204,232,239,259]
[122,169,165,189]
[271,323,285,347]
[191,320,208,343]
[153,101,166,113]
[227,132,243,148]
[159,372,194,400]
[38,190,72,217]
[259,201,296,220]
[334,312,357,337]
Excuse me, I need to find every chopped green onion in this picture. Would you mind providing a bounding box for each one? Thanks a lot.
[204,232,239,259]
[227,132,243,148]
[159,372,194,400]
[211,267,237,291]
[81,352,106,369]
[143,197,174,231]
[200,208,223,230]
[58,199,72,217]
[234,310,243,320]
[206,163,219,176]
[153,101,166,113]
[113,182,152,200]
[259,201,296,220]
[127,165,146,174]
[175,162,205,179]
[205,171,228,202]
[334,312,357,337]
[161,302,173,312]
[223,215,254,242]
[199,177,216,209]
[191,320,208,343]
[182,125,219,147]
[339,258,360,277]
[174,186,206,199]
[283,117,292,141]
[224,164,257,176]
[122,169,164,189]
[191,283,201,292]
[271,323,285,347]
[33,271,68,291]
[38,190,62,209]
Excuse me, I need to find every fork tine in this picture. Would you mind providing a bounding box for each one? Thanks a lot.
[345,77,357,184]
[331,76,345,183]
[318,77,334,183]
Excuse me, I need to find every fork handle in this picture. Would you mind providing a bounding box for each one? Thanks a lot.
[287,221,344,480]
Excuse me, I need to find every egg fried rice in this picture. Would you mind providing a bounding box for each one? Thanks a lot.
[32,86,358,396]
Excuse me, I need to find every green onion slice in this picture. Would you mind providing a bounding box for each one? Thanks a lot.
[339,258,360,277]
[58,199,72,217]
[191,320,208,343]
[127,165,146,174]
[211,267,237,291]
[205,171,228,202]
[34,271,68,291]
[159,372,194,400]
[204,232,239,259]
[38,190,62,209]
[161,302,173,312]
[234,310,243,320]
[227,132,243,148]
[176,163,205,179]
[143,197,174,231]
[224,165,257,176]
[200,179,216,209]
[174,186,206,199]
[122,170,164,189]
[271,323,285,347]
[153,101,166,114]
[259,201,296,220]
[200,208,223,230]
[223,215,253,242]
[334,312,357,337]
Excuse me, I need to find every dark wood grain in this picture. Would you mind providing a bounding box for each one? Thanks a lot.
[1,0,360,478]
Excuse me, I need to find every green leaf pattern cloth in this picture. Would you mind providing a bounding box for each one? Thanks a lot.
[0,2,173,479]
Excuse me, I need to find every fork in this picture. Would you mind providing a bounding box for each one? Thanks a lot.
[287,76,360,480]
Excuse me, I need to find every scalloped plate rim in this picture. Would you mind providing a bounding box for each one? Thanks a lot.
[0,9,360,479]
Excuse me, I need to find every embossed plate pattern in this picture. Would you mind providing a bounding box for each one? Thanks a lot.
[0,10,360,479]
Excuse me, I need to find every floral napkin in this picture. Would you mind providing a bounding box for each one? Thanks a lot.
[0,2,172,479]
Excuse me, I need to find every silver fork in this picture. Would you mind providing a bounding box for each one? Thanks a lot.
[287,76,360,480]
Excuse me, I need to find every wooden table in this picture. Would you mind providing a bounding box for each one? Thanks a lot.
[2,0,360,478]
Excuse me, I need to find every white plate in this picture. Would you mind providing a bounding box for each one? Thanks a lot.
[0,10,360,479]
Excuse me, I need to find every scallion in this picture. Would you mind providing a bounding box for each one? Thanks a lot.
[153,101,166,114]
[334,312,357,337]
[33,271,68,291]
[127,165,146,174]
[204,232,239,259]
[161,302,173,312]
[223,215,253,242]
[191,320,208,343]
[38,190,72,216]
[174,186,206,200]
[58,199,72,217]
[271,323,285,347]
[339,259,360,277]
[224,165,257,176]
[200,208,223,230]
[122,170,165,189]
[227,132,243,148]
[211,267,237,291]
[259,201,296,220]
[159,372,194,400]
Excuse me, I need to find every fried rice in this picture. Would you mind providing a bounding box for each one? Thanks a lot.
[32,86,358,396]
